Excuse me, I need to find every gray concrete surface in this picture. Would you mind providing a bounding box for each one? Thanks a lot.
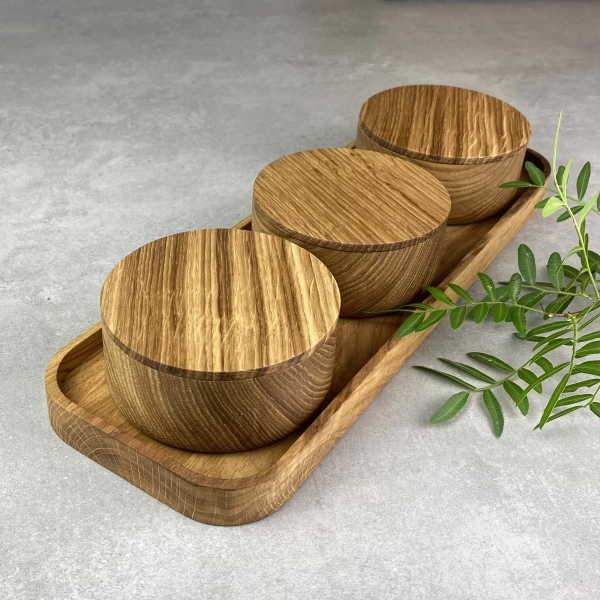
[2,0,600,598]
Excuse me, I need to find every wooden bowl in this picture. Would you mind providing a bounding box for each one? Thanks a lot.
[355,85,531,224]
[100,228,340,453]
[252,148,451,317]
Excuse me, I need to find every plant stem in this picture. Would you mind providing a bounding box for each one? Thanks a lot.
[549,119,600,299]
[585,385,600,408]
[567,315,579,378]
[397,300,587,319]
[465,354,558,396]
[559,199,599,299]
[525,283,586,298]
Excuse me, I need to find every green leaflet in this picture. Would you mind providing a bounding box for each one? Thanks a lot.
[560,158,573,195]
[491,303,508,323]
[556,394,593,407]
[590,403,600,419]
[396,312,425,338]
[514,332,542,342]
[470,303,489,324]
[446,283,474,304]
[493,285,510,302]
[537,372,572,429]
[576,249,595,273]
[557,205,583,222]
[439,358,496,384]
[508,273,522,302]
[580,312,600,332]
[530,339,573,362]
[519,368,543,393]
[577,161,591,199]
[414,367,476,390]
[556,165,565,189]
[546,252,564,289]
[430,392,470,424]
[543,405,584,425]
[579,331,600,343]
[578,273,591,294]
[414,310,447,332]
[543,297,565,316]
[563,245,583,262]
[449,306,467,330]
[527,321,570,338]
[574,361,600,377]
[535,357,554,372]
[519,291,546,307]
[405,302,435,309]
[426,287,455,306]
[563,264,581,280]
[478,273,496,300]
[532,329,573,351]
[563,378,600,393]
[518,244,537,285]
[503,380,529,416]
[467,352,514,372]
[575,342,600,358]
[525,161,546,187]
[512,307,527,336]
[542,196,564,217]
[588,249,600,272]
[553,113,563,178]
[499,181,532,188]
[483,390,504,437]
[506,306,517,324]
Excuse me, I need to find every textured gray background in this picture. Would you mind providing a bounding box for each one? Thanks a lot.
[2,0,600,598]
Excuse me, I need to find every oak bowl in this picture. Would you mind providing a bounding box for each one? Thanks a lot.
[252,148,451,317]
[355,84,531,224]
[100,228,340,453]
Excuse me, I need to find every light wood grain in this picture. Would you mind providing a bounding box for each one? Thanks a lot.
[101,228,339,378]
[358,85,530,164]
[253,148,450,249]
[100,228,340,452]
[356,85,531,224]
[253,148,450,316]
[45,148,549,526]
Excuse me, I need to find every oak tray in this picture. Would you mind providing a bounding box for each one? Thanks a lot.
[45,147,549,526]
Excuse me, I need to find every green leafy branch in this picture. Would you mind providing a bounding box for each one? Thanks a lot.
[396,114,600,436]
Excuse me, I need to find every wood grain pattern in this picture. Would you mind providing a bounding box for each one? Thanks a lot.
[101,228,339,378]
[45,148,549,525]
[253,148,450,316]
[100,228,340,452]
[253,148,450,249]
[356,85,531,225]
[356,127,527,225]
[358,85,530,164]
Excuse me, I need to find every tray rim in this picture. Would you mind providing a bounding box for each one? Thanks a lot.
[45,147,550,512]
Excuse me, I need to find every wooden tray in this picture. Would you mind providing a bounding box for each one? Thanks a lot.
[45,147,549,526]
